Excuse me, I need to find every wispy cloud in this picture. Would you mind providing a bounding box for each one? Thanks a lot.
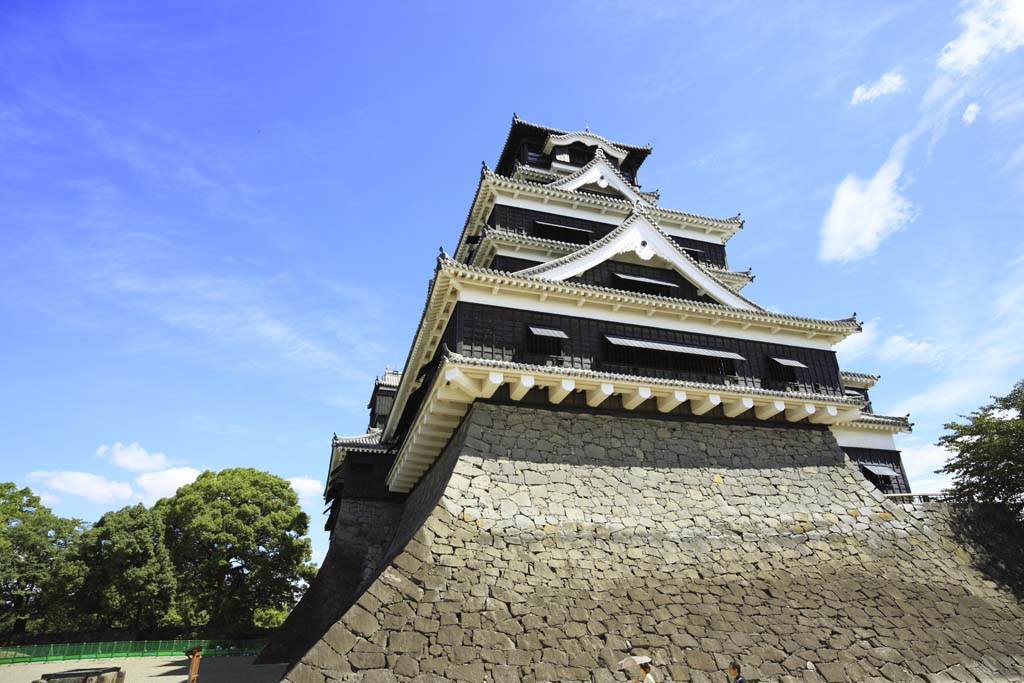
[893,253,1024,418]
[899,442,956,493]
[835,318,881,365]
[938,0,1024,75]
[27,470,133,504]
[96,441,178,472]
[877,334,940,365]
[288,476,324,503]
[819,135,916,262]
[850,69,907,105]
[134,467,202,505]
[820,0,1024,262]
[962,102,982,123]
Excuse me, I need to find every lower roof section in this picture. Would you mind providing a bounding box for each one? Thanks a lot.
[384,351,885,494]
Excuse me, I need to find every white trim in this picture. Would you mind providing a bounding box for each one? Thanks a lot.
[490,192,728,245]
[543,132,630,163]
[482,236,753,292]
[386,359,867,493]
[548,155,643,203]
[831,427,898,450]
[457,286,837,349]
[518,212,755,310]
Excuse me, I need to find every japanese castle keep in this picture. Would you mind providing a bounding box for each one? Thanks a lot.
[266,117,1024,682]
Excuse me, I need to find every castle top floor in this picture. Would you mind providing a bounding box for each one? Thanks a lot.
[495,116,653,185]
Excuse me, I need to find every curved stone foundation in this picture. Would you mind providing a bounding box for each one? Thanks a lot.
[281,403,1024,683]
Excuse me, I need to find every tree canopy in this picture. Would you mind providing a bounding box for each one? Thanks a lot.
[156,468,316,631]
[1,468,317,637]
[938,379,1024,519]
[0,483,84,633]
[76,504,176,633]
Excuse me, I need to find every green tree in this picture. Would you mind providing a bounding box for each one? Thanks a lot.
[156,468,315,632]
[75,504,176,634]
[938,380,1024,519]
[0,484,85,632]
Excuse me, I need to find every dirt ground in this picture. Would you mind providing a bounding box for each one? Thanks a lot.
[0,655,287,682]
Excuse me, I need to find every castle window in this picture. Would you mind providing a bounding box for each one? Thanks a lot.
[526,326,568,358]
[681,247,704,263]
[859,463,900,494]
[533,220,592,244]
[603,335,743,379]
[612,272,678,297]
[767,356,806,387]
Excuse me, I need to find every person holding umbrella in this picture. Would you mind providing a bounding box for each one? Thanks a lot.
[617,655,655,683]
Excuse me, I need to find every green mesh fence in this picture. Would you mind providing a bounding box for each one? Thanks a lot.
[0,639,266,664]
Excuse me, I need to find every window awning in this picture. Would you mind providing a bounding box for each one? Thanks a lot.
[533,220,592,235]
[770,356,808,369]
[604,335,745,360]
[528,326,569,339]
[860,464,899,478]
[613,272,679,288]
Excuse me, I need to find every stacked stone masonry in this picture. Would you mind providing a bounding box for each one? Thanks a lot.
[281,403,1024,683]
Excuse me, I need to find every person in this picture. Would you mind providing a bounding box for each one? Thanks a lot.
[639,661,655,683]
[726,661,746,683]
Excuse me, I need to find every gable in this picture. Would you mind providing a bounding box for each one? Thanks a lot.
[516,211,757,310]
[547,150,644,204]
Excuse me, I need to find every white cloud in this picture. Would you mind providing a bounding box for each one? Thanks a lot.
[878,334,939,365]
[288,476,324,503]
[850,69,907,105]
[27,470,133,504]
[819,135,916,262]
[134,467,201,505]
[962,102,982,123]
[96,441,177,472]
[938,0,1024,75]
[898,442,956,492]
[38,492,62,506]
[834,318,881,365]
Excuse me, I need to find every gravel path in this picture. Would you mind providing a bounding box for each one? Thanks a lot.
[0,655,286,682]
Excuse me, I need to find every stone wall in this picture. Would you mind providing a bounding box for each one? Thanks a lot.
[260,498,404,664]
[281,403,1024,683]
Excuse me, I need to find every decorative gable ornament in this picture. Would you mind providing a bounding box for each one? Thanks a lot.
[548,149,646,204]
[516,208,756,310]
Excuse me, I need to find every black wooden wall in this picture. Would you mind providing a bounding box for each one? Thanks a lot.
[487,205,728,267]
[842,447,911,494]
[442,302,844,396]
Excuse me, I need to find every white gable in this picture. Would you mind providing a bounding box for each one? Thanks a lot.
[547,151,644,204]
[516,211,757,311]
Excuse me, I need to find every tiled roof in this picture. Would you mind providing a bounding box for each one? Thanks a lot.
[547,148,641,195]
[375,369,402,388]
[505,114,652,154]
[850,413,913,432]
[481,167,743,231]
[512,162,661,203]
[840,370,881,386]
[477,226,753,287]
[512,208,765,311]
[332,428,391,452]
[441,348,865,406]
[438,254,861,332]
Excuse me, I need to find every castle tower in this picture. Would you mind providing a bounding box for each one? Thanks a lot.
[265,117,1024,683]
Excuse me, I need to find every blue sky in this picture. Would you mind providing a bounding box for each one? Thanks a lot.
[2,1,1023,561]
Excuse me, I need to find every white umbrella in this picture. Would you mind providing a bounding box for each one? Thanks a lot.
[617,655,652,671]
